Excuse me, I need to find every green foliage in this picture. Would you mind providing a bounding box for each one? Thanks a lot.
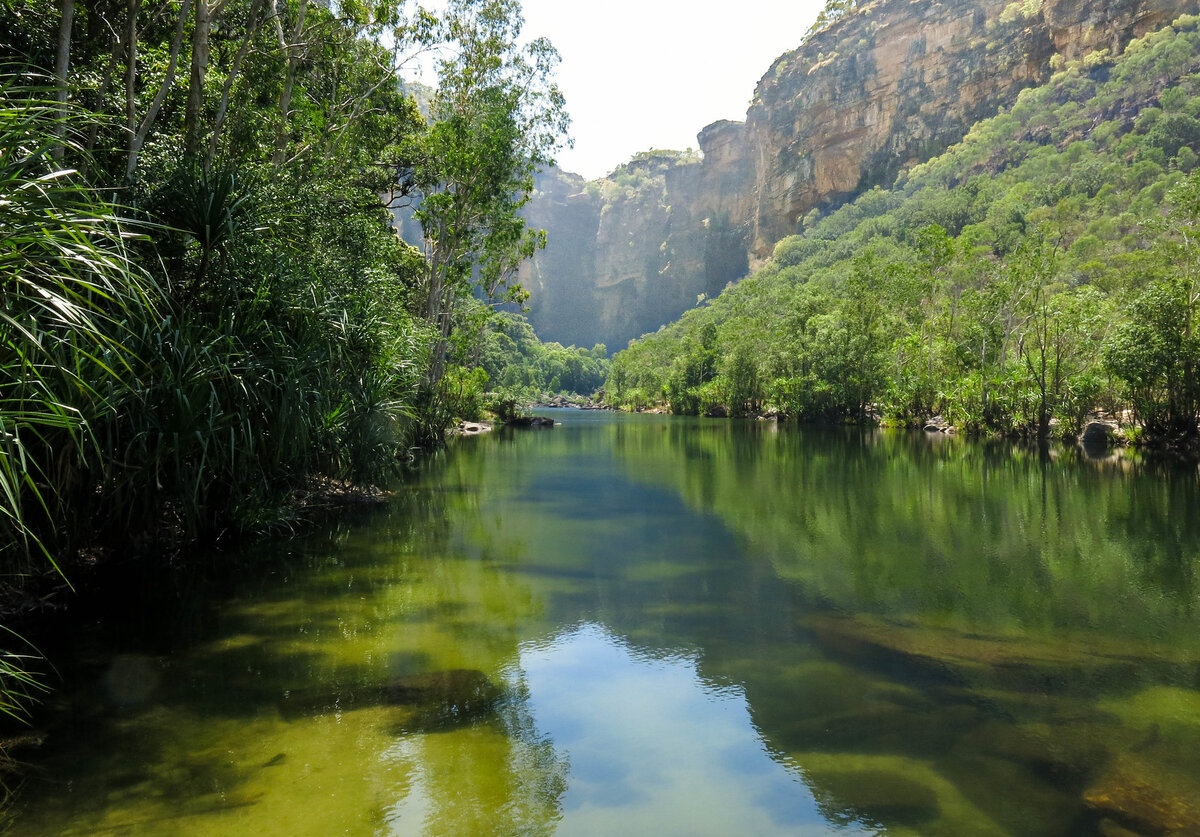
[0,86,152,721]
[479,312,608,398]
[0,85,147,577]
[609,21,1200,443]
[807,0,861,38]
[411,0,568,400]
[0,0,565,722]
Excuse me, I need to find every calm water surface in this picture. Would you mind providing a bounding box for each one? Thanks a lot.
[14,410,1200,835]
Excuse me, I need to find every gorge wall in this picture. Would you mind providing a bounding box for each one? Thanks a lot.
[523,0,1197,350]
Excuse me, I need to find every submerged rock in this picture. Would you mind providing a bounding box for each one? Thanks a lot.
[963,720,1113,781]
[384,669,500,711]
[1083,754,1200,835]
[801,613,1178,694]
[808,766,940,827]
[791,752,1010,835]
[1096,818,1144,837]
[279,668,503,729]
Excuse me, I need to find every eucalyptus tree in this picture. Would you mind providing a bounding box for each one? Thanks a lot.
[1104,171,1200,438]
[410,0,569,395]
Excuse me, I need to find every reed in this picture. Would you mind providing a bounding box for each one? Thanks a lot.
[0,83,428,721]
[0,80,154,722]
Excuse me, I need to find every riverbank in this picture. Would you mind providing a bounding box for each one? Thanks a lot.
[0,467,402,784]
[614,401,1200,459]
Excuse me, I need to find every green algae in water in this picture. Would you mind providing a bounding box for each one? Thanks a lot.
[13,412,1200,835]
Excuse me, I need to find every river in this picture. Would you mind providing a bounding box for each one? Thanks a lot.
[12,410,1200,835]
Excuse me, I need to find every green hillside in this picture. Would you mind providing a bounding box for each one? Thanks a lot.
[608,14,1200,444]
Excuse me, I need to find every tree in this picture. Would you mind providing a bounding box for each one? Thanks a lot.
[410,0,569,393]
[1104,280,1199,435]
[1105,171,1200,438]
[1009,240,1061,436]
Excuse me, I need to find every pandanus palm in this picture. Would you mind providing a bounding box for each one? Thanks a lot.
[0,79,150,718]
[151,162,253,309]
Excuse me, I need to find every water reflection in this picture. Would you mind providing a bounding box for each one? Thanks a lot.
[515,624,843,837]
[12,411,1200,835]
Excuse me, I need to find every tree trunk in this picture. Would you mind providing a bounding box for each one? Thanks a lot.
[206,0,265,169]
[272,0,309,165]
[127,0,192,179]
[185,0,211,157]
[124,0,139,150]
[52,0,75,162]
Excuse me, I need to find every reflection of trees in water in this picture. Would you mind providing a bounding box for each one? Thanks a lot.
[612,422,1200,641]
[385,671,568,836]
[368,471,569,835]
[365,424,1200,836]
[17,456,573,835]
[599,421,1200,835]
[44,420,1189,836]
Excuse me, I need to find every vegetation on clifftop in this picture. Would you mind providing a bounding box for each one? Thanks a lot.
[608,15,1200,445]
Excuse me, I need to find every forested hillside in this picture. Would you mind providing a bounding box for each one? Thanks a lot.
[520,0,1196,351]
[608,15,1200,444]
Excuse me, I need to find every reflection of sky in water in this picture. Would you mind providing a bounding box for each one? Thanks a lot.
[518,623,862,837]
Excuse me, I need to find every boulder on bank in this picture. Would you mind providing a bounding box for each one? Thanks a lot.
[458,420,493,434]
[923,415,950,433]
[705,405,729,418]
[508,416,555,428]
[1080,421,1117,447]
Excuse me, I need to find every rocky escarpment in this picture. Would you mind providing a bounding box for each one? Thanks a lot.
[521,149,750,349]
[745,0,1197,256]
[523,0,1197,349]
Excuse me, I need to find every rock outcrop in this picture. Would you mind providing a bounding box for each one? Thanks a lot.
[523,0,1197,350]
[743,0,1196,257]
[521,150,750,349]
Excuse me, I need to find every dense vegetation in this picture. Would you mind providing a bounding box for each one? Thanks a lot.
[479,312,608,398]
[608,15,1200,444]
[0,0,566,720]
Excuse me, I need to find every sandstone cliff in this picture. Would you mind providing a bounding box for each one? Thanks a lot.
[745,0,1196,256]
[522,151,749,349]
[523,0,1197,350]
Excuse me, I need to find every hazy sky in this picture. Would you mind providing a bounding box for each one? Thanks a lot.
[520,0,826,179]
[417,1,828,180]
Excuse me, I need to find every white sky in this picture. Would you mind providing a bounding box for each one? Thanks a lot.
[418,1,827,180]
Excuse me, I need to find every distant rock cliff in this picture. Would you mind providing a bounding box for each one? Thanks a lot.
[524,0,1196,350]
[521,149,749,349]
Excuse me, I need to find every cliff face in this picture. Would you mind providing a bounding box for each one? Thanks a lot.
[522,150,750,349]
[513,169,601,348]
[524,0,1196,349]
[744,0,1196,257]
